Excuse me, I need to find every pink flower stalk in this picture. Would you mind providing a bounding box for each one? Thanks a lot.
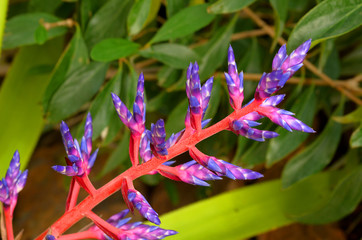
[33,40,314,240]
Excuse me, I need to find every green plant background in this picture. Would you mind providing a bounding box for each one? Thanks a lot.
[0,0,361,239]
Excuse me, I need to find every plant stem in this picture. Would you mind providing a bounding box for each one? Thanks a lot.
[35,99,262,239]
[3,207,14,240]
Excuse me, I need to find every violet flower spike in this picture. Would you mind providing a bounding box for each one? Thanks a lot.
[88,209,177,240]
[147,119,168,158]
[52,113,99,177]
[230,118,279,142]
[0,150,28,213]
[189,147,263,180]
[111,73,146,135]
[127,189,161,225]
[224,45,244,110]
[255,39,311,100]
[186,62,213,131]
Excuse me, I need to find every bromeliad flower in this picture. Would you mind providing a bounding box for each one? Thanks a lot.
[225,45,244,110]
[0,150,28,212]
[186,62,213,131]
[52,113,98,177]
[112,73,146,166]
[147,119,168,158]
[128,189,160,225]
[255,39,311,100]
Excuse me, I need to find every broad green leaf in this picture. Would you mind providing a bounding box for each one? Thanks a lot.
[141,174,162,186]
[166,0,189,17]
[80,0,107,31]
[84,0,133,49]
[28,0,62,13]
[198,15,236,79]
[43,26,89,112]
[282,99,344,188]
[0,0,7,52]
[270,0,288,50]
[165,99,188,136]
[266,86,317,167]
[333,106,362,124]
[91,38,140,62]
[127,0,160,36]
[295,167,362,224]
[162,171,338,240]
[287,0,362,51]
[76,69,123,140]
[240,142,268,168]
[147,91,185,114]
[340,44,362,75]
[150,4,215,44]
[100,131,130,176]
[2,13,67,49]
[34,24,48,44]
[157,66,182,88]
[207,0,256,14]
[47,62,109,123]
[0,39,63,178]
[164,180,180,206]
[350,124,362,148]
[140,43,199,69]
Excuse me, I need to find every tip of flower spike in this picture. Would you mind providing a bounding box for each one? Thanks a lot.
[228,45,235,63]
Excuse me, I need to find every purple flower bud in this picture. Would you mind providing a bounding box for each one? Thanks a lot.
[120,223,177,240]
[112,73,146,135]
[230,119,279,142]
[127,189,160,225]
[45,235,56,240]
[140,132,153,163]
[257,106,315,133]
[55,114,97,177]
[255,40,311,100]
[189,148,263,180]
[0,151,28,211]
[177,160,222,184]
[148,119,168,158]
[185,62,213,131]
[225,45,244,110]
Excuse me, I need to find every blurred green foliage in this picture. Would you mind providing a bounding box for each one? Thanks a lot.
[0,0,361,239]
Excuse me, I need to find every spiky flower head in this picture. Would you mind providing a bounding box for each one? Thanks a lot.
[52,113,99,177]
[225,45,244,110]
[112,73,146,135]
[147,119,168,158]
[230,118,279,142]
[186,62,213,131]
[0,150,28,213]
[189,147,263,180]
[255,39,311,100]
[128,189,160,225]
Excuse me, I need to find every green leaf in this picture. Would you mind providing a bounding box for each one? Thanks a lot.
[207,0,256,14]
[157,66,182,88]
[127,0,160,36]
[100,131,130,176]
[80,0,107,31]
[140,43,199,69]
[282,99,344,188]
[47,62,109,123]
[91,38,140,62]
[295,167,362,224]
[270,0,288,50]
[198,15,236,79]
[333,106,362,124]
[165,99,188,136]
[0,39,63,178]
[34,24,48,44]
[340,44,362,75]
[287,0,362,51]
[84,0,133,49]
[240,142,268,168]
[150,4,215,44]
[162,171,338,240]
[77,69,123,140]
[266,86,317,167]
[166,0,189,17]
[28,0,62,13]
[350,124,362,148]
[43,26,89,112]
[3,13,67,49]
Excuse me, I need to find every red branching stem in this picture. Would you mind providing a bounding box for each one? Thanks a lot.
[77,174,96,196]
[84,211,122,240]
[3,207,14,240]
[129,134,141,166]
[57,231,99,240]
[66,178,80,211]
[35,99,262,239]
